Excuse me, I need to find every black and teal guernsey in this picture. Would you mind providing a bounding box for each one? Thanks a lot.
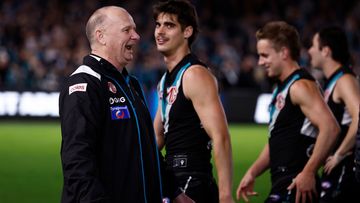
[319,67,359,202]
[323,67,355,149]
[157,54,212,173]
[268,69,318,191]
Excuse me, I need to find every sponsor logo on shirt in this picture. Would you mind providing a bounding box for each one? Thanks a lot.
[108,82,117,94]
[173,158,187,168]
[69,83,87,95]
[110,106,130,120]
[109,97,126,104]
[172,155,188,168]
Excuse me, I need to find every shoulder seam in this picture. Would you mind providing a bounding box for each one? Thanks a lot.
[71,65,101,81]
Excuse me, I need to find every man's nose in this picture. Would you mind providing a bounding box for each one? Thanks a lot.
[132,31,140,41]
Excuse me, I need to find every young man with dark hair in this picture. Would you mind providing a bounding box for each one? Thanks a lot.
[237,21,340,203]
[308,26,360,203]
[153,1,235,203]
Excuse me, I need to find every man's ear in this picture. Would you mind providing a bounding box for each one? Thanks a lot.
[280,47,290,59]
[184,26,193,39]
[322,46,331,57]
[95,29,106,45]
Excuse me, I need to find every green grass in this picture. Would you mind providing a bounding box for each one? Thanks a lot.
[0,121,62,203]
[0,121,270,203]
[229,124,270,202]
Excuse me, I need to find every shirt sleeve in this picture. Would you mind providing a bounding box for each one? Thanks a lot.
[59,74,108,203]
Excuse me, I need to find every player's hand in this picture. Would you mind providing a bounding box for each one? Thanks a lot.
[236,172,258,202]
[287,171,317,203]
[324,152,351,174]
[173,192,195,203]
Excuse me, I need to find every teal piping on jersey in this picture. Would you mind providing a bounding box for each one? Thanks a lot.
[104,74,152,203]
[324,71,352,126]
[161,62,191,120]
[269,87,279,124]
[325,71,344,91]
[269,74,300,124]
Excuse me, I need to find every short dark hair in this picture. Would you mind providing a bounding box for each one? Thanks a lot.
[256,21,301,61]
[318,26,352,66]
[153,0,199,47]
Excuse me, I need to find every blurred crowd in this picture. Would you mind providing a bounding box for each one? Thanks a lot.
[0,0,360,93]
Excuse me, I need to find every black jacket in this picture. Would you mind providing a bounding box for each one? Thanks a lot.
[356,108,360,182]
[59,54,163,203]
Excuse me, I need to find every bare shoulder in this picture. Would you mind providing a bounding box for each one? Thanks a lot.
[182,64,216,88]
[335,73,360,102]
[183,64,214,81]
[289,79,320,105]
[336,73,360,90]
[182,64,218,99]
[290,79,317,96]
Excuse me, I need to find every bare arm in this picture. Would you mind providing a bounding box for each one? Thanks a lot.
[154,101,165,150]
[236,143,270,202]
[183,65,234,203]
[243,143,270,180]
[288,79,340,203]
[329,75,360,163]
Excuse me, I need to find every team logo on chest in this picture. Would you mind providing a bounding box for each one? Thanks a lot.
[167,86,178,104]
[108,82,117,94]
[275,94,285,110]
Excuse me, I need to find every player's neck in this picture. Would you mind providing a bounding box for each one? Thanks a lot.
[91,50,125,71]
[323,59,342,79]
[163,46,191,72]
[279,61,300,82]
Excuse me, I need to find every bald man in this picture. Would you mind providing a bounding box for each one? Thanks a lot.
[59,6,163,202]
